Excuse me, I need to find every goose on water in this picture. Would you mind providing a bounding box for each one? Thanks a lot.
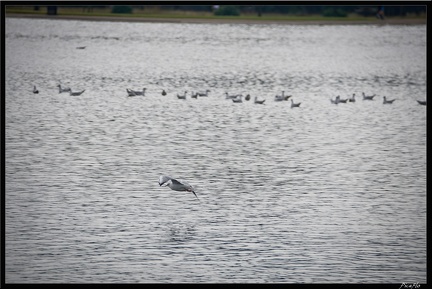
[245,94,251,101]
[57,84,71,93]
[177,91,187,99]
[33,85,39,94]
[161,89,167,96]
[191,92,198,99]
[159,175,199,200]
[362,92,376,100]
[348,93,356,102]
[70,89,85,96]
[383,96,396,104]
[417,100,426,106]
[254,96,265,104]
[291,98,301,108]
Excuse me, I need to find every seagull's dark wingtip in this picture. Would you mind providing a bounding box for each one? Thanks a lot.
[192,191,199,200]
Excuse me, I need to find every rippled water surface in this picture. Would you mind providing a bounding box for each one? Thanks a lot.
[5,18,426,283]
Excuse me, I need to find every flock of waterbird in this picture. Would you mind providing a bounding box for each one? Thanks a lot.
[32,84,427,107]
[30,84,426,201]
[152,88,425,201]
[32,84,86,96]
[126,87,305,107]
[124,87,426,107]
[330,92,427,105]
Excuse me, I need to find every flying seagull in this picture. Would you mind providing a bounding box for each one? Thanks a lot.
[158,175,199,200]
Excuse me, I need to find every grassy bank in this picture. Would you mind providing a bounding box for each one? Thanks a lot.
[5,5,427,23]
[5,6,426,26]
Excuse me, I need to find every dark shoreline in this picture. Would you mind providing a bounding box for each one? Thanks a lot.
[5,13,427,25]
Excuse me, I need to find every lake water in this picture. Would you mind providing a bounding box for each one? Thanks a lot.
[5,18,427,283]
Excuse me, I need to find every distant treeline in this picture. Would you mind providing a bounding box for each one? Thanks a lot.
[52,5,426,17]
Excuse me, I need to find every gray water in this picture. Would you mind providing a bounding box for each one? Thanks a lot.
[5,18,426,283]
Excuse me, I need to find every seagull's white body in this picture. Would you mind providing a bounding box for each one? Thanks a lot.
[158,175,198,199]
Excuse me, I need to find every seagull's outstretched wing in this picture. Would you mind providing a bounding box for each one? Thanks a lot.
[171,178,184,185]
[159,175,172,186]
